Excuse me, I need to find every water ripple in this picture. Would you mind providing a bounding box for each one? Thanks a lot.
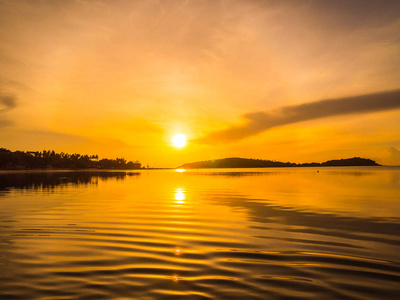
[1,169,400,299]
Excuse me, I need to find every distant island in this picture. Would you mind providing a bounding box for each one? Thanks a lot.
[0,148,141,170]
[178,157,380,169]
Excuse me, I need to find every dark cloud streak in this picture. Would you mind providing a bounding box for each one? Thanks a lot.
[0,94,17,112]
[0,93,17,127]
[195,89,400,144]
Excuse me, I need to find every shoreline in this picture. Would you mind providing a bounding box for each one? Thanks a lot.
[2,165,399,174]
[0,168,170,174]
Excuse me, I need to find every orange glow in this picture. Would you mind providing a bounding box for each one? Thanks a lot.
[0,1,399,167]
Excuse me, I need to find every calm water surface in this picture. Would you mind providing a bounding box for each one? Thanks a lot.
[0,168,400,299]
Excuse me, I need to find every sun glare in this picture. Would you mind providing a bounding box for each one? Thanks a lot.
[172,134,187,148]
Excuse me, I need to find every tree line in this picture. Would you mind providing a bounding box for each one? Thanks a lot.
[0,148,141,170]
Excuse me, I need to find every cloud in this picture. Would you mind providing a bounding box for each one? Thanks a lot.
[195,89,400,144]
[0,129,138,154]
[0,119,13,127]
[0,77,32,92]
[0,92,17,127]
[20,130,131,148]
[0,94,17,112]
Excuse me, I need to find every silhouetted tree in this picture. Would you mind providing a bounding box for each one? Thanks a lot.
[0,148,141,170]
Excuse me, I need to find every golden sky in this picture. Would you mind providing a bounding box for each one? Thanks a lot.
[1,0,400,167]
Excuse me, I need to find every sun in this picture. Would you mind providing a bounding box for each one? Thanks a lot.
[172,134,187,148]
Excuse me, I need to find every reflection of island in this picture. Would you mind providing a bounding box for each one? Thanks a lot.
[178,157,380,169]
[0,171,140,192]
[207,193,400,246]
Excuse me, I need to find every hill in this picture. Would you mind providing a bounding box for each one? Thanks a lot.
[178,157,380,169]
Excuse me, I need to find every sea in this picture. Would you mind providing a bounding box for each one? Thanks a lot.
[0,167,399,299]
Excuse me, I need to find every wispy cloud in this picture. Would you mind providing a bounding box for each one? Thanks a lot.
[0,92,17,127]
[0,94,17,112]
[0,119,13,127]
[0,129,136,153]
[195,90,400,144]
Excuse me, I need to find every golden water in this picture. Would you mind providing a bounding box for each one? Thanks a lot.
[0,168,399,299]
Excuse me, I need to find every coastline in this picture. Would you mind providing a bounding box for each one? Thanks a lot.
[0,168,173,173]
[2,165,399,174]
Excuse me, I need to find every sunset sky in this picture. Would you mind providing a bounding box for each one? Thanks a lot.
[1,0,400,167]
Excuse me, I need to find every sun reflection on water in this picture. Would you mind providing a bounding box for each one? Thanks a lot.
[174,188,185,205]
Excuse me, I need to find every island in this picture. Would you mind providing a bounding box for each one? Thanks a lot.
[178,157,380,169]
